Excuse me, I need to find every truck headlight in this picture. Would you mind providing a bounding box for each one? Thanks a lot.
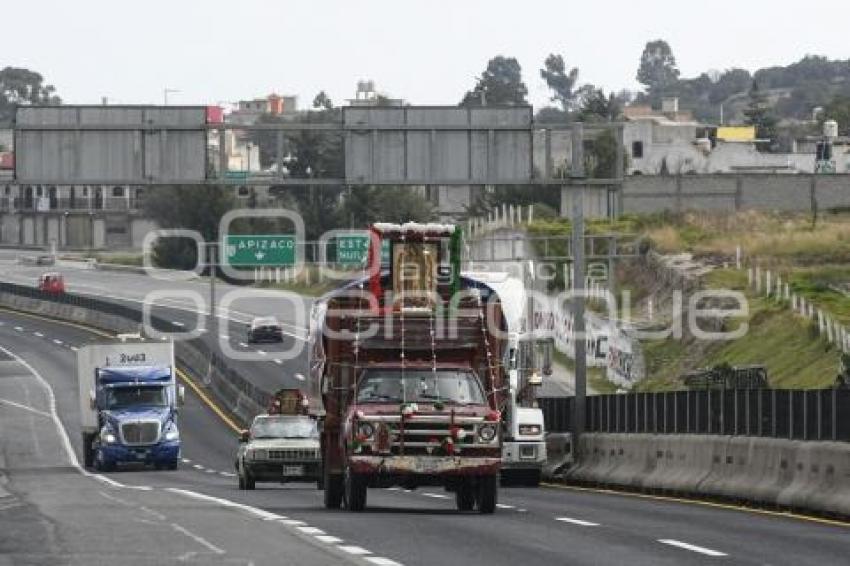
[103,432,117,444]
[164,428,180,441]
[518,424,542,436]
[357,422,375,440]
[478,424,497,443]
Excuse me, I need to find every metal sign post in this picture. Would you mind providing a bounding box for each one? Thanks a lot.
[570,123,587,463]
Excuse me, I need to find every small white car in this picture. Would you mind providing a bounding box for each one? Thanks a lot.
[235,414,322,490]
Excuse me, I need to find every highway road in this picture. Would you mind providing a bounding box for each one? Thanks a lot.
[2,296,850,564]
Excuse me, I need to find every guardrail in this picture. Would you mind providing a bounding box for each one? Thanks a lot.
[540,389,850,442]
[0,281,269,426]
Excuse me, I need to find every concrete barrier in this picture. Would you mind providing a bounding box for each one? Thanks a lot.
[559,433,850,518]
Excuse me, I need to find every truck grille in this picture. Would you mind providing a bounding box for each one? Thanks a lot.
[120,421,160,445]
[268,448,319,461]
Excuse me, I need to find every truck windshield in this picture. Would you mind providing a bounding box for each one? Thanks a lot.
[356,369,485,405]
[251,417,318,439]
[106,386,168,408]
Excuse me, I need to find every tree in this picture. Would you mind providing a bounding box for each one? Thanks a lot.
[820,95,850,136]
[540,54,580,112]
[743,80,778,150]
[636,40,680,100]
[142,185,236,269]
[461,56,528,106]
[338,186,434,227]
[312,90,333,110]
[0,66,61,121]
[576,86,622,122]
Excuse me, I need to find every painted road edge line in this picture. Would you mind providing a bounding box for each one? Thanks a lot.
[555,517,600,527]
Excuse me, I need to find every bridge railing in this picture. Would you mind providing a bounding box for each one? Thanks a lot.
[540,388,850,442]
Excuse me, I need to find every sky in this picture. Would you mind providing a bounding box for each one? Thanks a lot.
[4,0,850,110]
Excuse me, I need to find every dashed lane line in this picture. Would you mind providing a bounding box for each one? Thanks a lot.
[315,535,343,544]
[339,546,372,556]
[555,517,600,527]
[658,539,728,557]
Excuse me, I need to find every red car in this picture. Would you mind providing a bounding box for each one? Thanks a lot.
[38,272,66,294]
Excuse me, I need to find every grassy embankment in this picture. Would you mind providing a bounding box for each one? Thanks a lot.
[527,211,850,390]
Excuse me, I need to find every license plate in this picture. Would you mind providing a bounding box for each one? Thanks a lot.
[283,465,303,476]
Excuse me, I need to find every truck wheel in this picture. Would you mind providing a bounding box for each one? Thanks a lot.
[167,459,179,471]
[82,433,94,468]
[477,475,497,514]
[324,469,344,509]
[94,450,114,473]
[455,482,475,512]
[244,471,256,490]
[344,466,367,512]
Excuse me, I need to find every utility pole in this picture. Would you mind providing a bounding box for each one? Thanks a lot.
[206,241,218,385]
[163,88,180,105]
[570,123,587,462]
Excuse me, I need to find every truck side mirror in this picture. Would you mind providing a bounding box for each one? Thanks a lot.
[177,385,185,406]
[239,430,250,443]
[508,369,519,393]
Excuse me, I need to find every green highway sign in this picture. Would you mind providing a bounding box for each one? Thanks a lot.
[225,235,295,266]
[336,235,370,265]
[224,170,250,180]
[333,236,390,266]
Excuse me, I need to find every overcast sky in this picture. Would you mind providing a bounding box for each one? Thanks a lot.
[5,0,850,109]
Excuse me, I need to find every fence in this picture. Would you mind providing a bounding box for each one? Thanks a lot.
[540,388,850,442]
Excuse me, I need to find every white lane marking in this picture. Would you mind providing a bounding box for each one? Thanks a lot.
[170,522,225,555]
[297,526,326,535]
[365,558,403,566]
[555,517,600,527]
[33,331,44,337]
[256,350,267,356]
[422,493,449,499]
[280,519,307,526]
[182,458,192,463]
[219,471,236,477]
[204,469,216,474]
[339,546,371,556]
[219,334,229,340]
[69,346,79,352]
[496,503,515,509]
[13,326,23,331]
[238,342,249,349]
[0,343,149,491]
[52,339,63,345]
[0,397,52,418]
[192,464,204,470]
[273,359,283,365]
[658,539,728,557]
[139,506,167,521]
[172,321,185,327]
[315,535,343,544]
[167,488,284,521]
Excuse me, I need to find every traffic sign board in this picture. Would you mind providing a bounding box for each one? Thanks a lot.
[225,235,295,266]
[333,236,390,266]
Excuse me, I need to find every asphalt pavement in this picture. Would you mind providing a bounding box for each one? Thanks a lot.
[1,308,849,565]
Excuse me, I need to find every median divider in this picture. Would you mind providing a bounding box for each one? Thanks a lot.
[551,432,850,519]
[0,282,271,431]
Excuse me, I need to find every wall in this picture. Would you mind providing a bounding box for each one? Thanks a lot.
[620,174,850,216]
[557,432,850,518]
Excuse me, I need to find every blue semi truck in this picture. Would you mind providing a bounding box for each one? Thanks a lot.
[77,339,183,471]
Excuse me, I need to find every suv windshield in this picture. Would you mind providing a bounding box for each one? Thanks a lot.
[106,386,168,408]
[356,369,486,405]
[251,416,318,439]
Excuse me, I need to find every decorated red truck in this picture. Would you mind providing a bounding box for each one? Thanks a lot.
[309,223,506,513]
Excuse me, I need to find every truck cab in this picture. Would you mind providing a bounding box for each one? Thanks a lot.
[78,341,183,471]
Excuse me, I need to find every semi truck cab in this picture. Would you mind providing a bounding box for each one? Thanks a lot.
[78,341,183,471]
